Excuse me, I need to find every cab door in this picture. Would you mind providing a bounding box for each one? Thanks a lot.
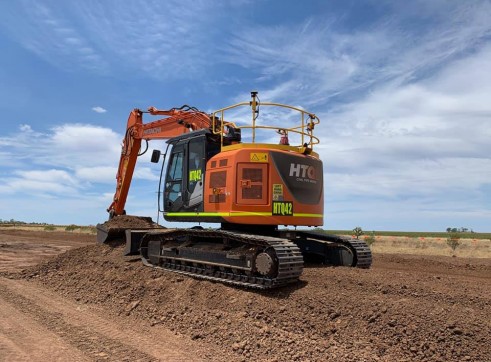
[163,144,185,212]
[164,137,206,213]
[184,137,205,211]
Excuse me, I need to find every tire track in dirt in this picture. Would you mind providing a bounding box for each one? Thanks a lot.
[0,277,204,361]
[0,280,157,361]
[0,297,89,361]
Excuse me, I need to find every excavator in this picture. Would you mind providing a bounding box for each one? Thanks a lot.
[96,92,372,289]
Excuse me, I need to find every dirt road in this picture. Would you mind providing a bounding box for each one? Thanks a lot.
[1,228,490,361]
[0,277,208,361]
[0,230,224,361]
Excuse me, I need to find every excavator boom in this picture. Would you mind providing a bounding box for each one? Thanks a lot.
[107,107,213,216]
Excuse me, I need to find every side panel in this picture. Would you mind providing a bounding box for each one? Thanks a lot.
[270,152,323,205]
[203,147,324,226]
[236,163,268,205]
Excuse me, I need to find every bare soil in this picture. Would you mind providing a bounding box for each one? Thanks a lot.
[1,229,490,361]
[0,229,93,273]
[99,215,162,229]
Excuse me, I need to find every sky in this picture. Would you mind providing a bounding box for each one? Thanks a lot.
[0,0,490,232]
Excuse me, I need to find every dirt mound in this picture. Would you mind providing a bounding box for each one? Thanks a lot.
[22,246,491,362]
[99,215,162,229]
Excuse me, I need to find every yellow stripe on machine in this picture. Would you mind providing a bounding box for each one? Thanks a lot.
[292,213,323,218]
[165,212,322,218]
[221,143,319,158]
[165,212,229,217]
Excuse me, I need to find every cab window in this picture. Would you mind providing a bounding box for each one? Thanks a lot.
[188,138,204,191]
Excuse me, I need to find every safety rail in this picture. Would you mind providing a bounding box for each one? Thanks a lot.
[211,92,320,150]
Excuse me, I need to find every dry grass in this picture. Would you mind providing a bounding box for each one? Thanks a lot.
[364,235,491,258]
[0,225,96,234]
[1,225,490,258]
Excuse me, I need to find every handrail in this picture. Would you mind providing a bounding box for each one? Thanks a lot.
[210,92,320,150]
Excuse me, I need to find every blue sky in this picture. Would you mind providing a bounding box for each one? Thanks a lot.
[0,0,490,231]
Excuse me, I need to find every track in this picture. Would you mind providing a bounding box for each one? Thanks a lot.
[140,229,304,289]
[287,230,373,268]
[345,237,372,268]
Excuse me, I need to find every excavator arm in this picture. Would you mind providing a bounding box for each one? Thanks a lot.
[107,106,212,217]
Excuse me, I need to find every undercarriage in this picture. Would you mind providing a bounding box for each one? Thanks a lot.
[97,222,372,289]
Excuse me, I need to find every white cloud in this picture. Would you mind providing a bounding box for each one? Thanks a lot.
[0,124,121,195]
[75,165,159,183]
[0,123,121,168]
[224,1,491,109]
[215,3,491,204]
[0,123,163,201]
[75,166,117,183]
[15,169,78,185]
[134,167,160,181]
[0,169,80,195]
[311,42,491,210]
[0,3,108,73]
[19,124,32,132]
[0,1,232,79]
[42,124,121,167]
[92,106,107,113]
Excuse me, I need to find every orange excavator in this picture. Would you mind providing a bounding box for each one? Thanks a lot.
[97,92,371,288]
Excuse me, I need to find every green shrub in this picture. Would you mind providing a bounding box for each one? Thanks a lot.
[65,224,79,231]
[365,231,376,246]
[44,225,56,231]
[353,227,364,239]
[446,232,461,254]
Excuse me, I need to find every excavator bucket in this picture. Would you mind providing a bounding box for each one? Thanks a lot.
[96,215,160,244]
[96,223,127,243]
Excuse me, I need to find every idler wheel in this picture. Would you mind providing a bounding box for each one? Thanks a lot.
[255,251,277,277]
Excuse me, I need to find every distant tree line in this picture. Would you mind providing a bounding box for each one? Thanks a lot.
[446,227,474,233]
[0,219,50,225]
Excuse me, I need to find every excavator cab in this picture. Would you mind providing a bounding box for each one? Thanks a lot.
[163,130,220,215]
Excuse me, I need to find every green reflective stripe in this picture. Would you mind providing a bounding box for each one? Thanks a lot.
[293,213,323,218]
[165,212,229,217]
[165,212,269,217]
[229,212,271,216]
[165,212,322,218]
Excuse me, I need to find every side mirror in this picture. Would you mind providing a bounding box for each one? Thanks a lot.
[150,149,161,163]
